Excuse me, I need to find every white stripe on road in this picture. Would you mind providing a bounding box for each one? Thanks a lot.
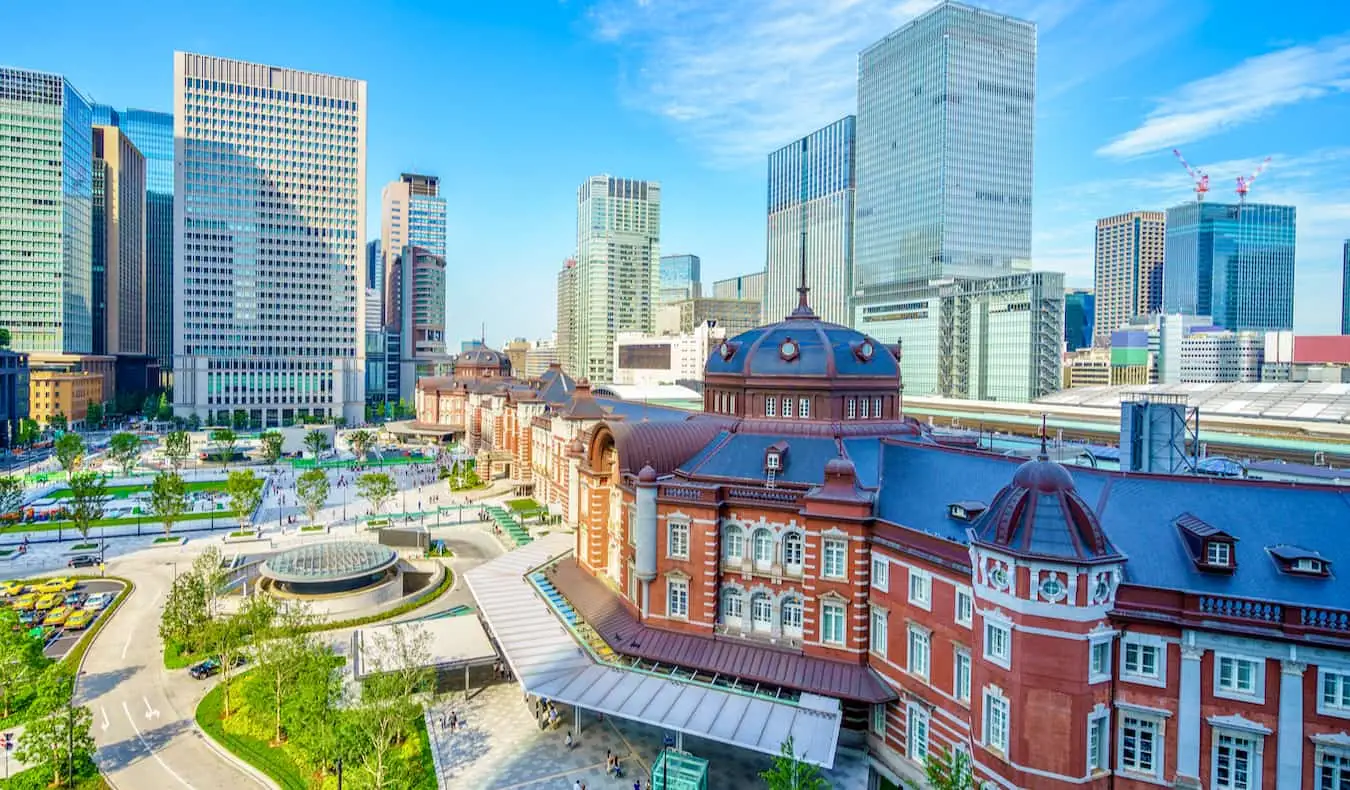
[121,699,195,789]
[121,630,133,660]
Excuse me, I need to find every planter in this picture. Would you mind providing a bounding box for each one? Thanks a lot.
[0,546,25,561]
[152,536,187,547]
[64,542,105,556]
[298,525,328,535]
[224,531,267,544]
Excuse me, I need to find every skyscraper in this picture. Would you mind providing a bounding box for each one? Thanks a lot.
[92,106,174,376]
[853,1,1037,395]
[1093,211,1165,345]
[0,67,94,354]
[381,173,446,327]
[573,175,661,382]
[1064,288,1095,352]
[658,254,701,304]
[91,125,146,357]
[766,116,855,325]
[1164,201,1296,332]
[391,245,447,401]
[556,258,577,375]
[172,52,367,426]
[1341,240,1349,335]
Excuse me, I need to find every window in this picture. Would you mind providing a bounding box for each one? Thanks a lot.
[782,396,794,418]
[955,649,972,702]
[1213,731,1257,790]
[983,620,1011,667]
[752,529,774,568]
[908,568,932,609]
[1123,639,1163,684]
[823,539,846,578]
[667,580,688,618]
[1090,638,1112,683]
[1320,748,1350,790]
[667,521,688,559]
[783,533,804,569]
[765,396,776,417]
[871,704,886,736]
[871,556,889,591]
[723,526,744,561]
[721,590,743,622]
[782,598,803,636]
[1216,655,1262,700]
[860,397,869,419]
[907,704,929,762]
[821,602,845,645]
[1087,713,1109,771]
[873,396,883,417]
[751,594,772,632]
[870,608,887,656]
[766,452,781,470]
[1208,541,1232,567]
[982,688,1009,753]
[1118,714,1161,778]
[955,588,973,628]
[1295,557,1324,574]
[1321,670,1350,717]
[908,626,930,679]
[799,397,810,418]
[846,397,856,420]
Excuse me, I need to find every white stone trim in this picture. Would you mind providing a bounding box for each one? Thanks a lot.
[1121,632,1168,689]
[1212,652,1266,705]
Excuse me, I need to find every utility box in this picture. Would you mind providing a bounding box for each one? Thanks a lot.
[1120,393,1196,475]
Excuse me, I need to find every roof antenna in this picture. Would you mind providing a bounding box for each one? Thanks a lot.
[1038,413,1049,461]
[791,229,814,318]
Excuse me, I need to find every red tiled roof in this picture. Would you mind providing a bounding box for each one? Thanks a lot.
[548,559,895,704]
[607,419,729,477]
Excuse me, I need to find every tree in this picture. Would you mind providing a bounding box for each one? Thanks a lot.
[67,471,109,541]
[285,643,351,780]
[0,475,23,517]
[16,664,94,789]
[296,469,330,526]
[142,395,157,420]
[226,469,265,529]
[304,429,330,459]
[17,417,39,448]
[247,603,315,744]
[156,392,172,421]
[160,567,210,654]
[186,413,202,431]
[0,327,8,347]
[760,736,829,790]
[163,429,191,470]
[47,413,68,433]
[85,401,104,428]
[0,607,46,717]
[108,431,141,476]
[54,433,83,478]
[232,409,249,430]
[191,545,229,618]
[206,594,274,719]
[352,623,433,789]
[209,427,237,468]
[347,429,375,461]
[259,431,284,468]
[149,470,188,538]
[926,745,975,790]
[357,473,396,516]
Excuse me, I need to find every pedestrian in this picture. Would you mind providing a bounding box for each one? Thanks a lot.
[573,781,582,790]
[564,730,574,749]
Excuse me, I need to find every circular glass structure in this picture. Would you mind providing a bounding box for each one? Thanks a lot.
[260,541,399,595]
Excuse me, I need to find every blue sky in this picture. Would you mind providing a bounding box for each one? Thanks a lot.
[8,0,1350,344]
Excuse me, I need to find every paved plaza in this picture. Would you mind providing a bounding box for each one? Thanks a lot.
[425,683,869,790]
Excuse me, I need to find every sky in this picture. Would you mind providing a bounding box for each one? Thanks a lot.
[7,0,1350,345]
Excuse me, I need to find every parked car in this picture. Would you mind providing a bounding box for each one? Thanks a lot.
[62,591,82,606]
[11,593,36,611]
[43,606,73,626]
[35,593,61,611]
[189,655,245,680]
[67,555,99,569]
[64,609,94,630]
[82,592,115,611]
[34,577,78,594]
[0,579,27,596]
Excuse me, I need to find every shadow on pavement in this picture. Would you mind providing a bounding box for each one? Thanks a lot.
[95,717,194,773]
[77,665,141,701]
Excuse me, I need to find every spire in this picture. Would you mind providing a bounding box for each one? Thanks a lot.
[1038,413,1049,461]
[790,229,816,318]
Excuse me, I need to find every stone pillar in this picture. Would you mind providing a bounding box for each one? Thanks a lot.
[1176,643,1204,788]
[1277,661,1305,790]
[634,465,658,583]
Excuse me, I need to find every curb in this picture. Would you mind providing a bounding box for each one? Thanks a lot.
[192,721,278,790]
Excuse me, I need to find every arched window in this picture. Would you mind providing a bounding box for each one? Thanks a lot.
[783,532,804,570]
[752,529,774,568]
[723,525,745,561]
[721,589,743,622]
[751,593,773,631]
[782,598,804,637]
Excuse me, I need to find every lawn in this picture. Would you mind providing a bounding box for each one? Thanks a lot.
[505,497,542,513]
[0,508,235,535]
[0,755,109,790]
[46,479,227,500]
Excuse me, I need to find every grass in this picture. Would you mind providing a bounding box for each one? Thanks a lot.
[195,681,311,790]
[153,536,182,544]
[505,497,542,513]
[227,530,258,538]
[164,639,197,670]
[46,479,227,500]
[0,755,110,790]
[0,508,236,535]
[299,525,325,532]
[71,542,100,550]
[0,548,16,557]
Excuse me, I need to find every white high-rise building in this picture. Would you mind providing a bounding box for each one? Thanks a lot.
[172,53,367,426]
[572,175,661,382]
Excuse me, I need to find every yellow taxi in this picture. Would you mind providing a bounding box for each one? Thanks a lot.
[0,579,28,596]
[34,578,78,594]
[43,606,73,626]
[35,593,61,611]
[11,593,36,611]
[64,609,94,630]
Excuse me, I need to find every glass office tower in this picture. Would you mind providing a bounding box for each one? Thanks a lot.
[1164,201,1296,332]
[659,254,701,304]
[1343,240,1350,336]
[766,116,855,326]
[0,68,94,354]
[93,106,174,373]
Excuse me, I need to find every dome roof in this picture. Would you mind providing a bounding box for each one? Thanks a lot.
[971,456,1122,564]
[457,346,511,373]
[260,541,398,584]
[704,313,899,381]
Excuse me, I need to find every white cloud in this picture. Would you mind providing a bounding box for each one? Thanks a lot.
[1098,36,1350,158]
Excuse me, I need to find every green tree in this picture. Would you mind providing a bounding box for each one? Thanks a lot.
[356,472,396,516]
[142,396,157,420]
[54,433,84,478]
[0,327,9,347]
[0,474,23,517]
[67,471,109,540]
[209,427,237,468]
[160,564,210,654]
[346,429,375,461]
[15,664,94,789]
[206,594,274,719]
[47,413,68,433]
[926,745,974,790]
[0,607,46,717]
[17,417,39,448]
[191,545,229,618]
[163,429,191,470]
[247,603,315,744]
[226,469,265,529]
[186,413,202,431]
[259,430,284,468]
[760,736,829,790]
[84,401,104,428]
[352,623,433,789]
[232,409,249,430]
[149,470,188,538]
[108,431,141,476]
[285,644,350,780]
[156,392,172,421]
[303,429,330,459]
[296,468,330,526]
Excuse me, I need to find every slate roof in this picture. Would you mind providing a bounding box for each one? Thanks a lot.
[875,441,1350,609]
[607,418,732,477]
[548,558,895,704]
[704,315,899,380]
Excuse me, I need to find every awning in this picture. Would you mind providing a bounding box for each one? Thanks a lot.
[465,535,842,768]
[351,614,497,679]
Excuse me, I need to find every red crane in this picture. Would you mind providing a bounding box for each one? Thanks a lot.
[1236,157,1272,203]
[1173,148,1210,202]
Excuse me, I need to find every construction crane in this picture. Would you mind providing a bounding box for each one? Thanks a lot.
[1173,148,1210,202]
[1236,156,1272,203]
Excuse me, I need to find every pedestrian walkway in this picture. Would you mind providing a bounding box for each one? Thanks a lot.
[484,506,532,547]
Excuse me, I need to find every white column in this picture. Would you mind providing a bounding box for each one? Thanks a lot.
[1277,660,1305,790]
[1176,644,1204,786]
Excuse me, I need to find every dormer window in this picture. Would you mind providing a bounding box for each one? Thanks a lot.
[1268,545,1331,578]
[1175,513,1237,574]
[763,440,789,478]
[1295,558,1323,574]
[948,501,987,522]
[1206,541,1232,568]
[766,452,781,470]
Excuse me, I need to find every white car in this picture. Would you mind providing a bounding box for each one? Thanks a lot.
[83,592,115,611]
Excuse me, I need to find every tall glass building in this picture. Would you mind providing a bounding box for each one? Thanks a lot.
[0,67,94,354]
[91,125,147,357]
[1064,289,1095,352]
[1163,201,1296,332]
[92,106,173,372]
[765,116,855,326]
[173,52,367,426]
[1343,240,1349,336]
[380,174,446,334]
[658,254,700,304]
